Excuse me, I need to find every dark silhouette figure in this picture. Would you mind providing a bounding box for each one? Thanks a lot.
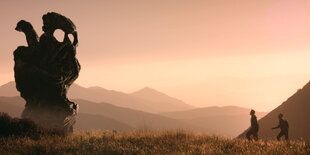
[246,109,259,141]
[13,12,80,132]
[272,113,289,141]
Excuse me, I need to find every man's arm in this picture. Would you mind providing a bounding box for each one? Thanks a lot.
[272,122,280,129]
[272,126,279,129]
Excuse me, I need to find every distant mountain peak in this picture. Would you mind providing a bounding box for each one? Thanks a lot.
[0,81,194,113]
[141,86,153,90]
[132,87,175,99]
[135,86,163,94]
[131,86,194,110]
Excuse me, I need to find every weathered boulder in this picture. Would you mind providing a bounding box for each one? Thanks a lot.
[13,12,80,131]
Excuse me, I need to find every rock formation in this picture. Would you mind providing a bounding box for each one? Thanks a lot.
[13,12,80,131]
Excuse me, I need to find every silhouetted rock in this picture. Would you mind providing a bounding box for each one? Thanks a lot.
[13,12,80,131]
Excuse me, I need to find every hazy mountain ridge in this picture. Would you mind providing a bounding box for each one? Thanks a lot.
[161,106,267,137]
[70,84,195,113]
[238,80,310,141]
[0,96,195,131]
[69,84,156,113]
[0,82,276,137]
[0,81,194,113]
[0,97,132,131]
[161,106,267,120]
[131,87,194,111]
[74,98,194,130]
[0,96,266,136]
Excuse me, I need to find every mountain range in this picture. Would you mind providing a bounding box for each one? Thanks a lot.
[0,96,192,131]
[0,81,194,113]
[2,79,310,140]
[0,81,268,136]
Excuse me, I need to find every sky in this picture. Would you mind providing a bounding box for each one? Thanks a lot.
[1,0,310,111]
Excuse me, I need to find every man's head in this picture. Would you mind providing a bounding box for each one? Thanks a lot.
[250,109,255,115]
[278,113,283,119]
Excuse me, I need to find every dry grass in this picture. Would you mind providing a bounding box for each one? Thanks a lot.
[0,130,309,154]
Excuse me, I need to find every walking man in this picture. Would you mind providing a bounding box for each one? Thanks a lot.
[272,113,289,140]
[246,109,259,141]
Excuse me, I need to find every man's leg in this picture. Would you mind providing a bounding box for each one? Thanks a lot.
[253,131,258,141]
[246,128,253,140]
[277,131,284,141]
[284,130,288,140]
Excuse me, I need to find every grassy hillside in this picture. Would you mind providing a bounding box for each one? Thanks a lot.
[0,130,309,154]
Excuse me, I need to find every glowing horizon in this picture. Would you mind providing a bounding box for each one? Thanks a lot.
[1,0,310,111]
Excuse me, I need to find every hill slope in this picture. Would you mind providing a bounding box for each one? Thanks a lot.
[238,81,310,141]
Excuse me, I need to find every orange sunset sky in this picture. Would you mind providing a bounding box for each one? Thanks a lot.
[1,0,310,111]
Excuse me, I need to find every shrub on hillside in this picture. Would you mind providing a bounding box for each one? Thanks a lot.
[0,112,67,139]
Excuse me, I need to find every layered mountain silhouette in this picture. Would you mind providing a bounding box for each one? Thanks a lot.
[0,96,193,131]
[162,106,267,137]
[238,81,310,141]
[0,81,194,113]
[131,87,193,111]
[74,99,193,130]
[1,95,267,136]
[0,81,270,136]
